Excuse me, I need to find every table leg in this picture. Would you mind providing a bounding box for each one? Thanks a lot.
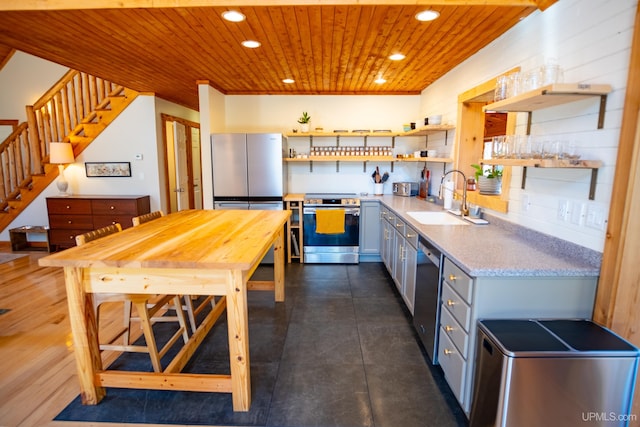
[64,267,105,404]
[273,227,285,302]
[227,269,251,411]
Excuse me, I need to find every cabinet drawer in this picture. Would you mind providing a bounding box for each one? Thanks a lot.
[380,206,389,220]
[49,229,88,247]
[443,258,473,303]
[440,305,469,357]
[46,198,92,214]
[438,326,467,407]
[93,215,136,229]
[91,199,140,215]
[404,224,418,248]
[441,282,472,332]
[393,217,405,234]
[48,214,94,229]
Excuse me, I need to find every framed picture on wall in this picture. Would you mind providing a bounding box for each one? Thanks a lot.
[85,162,132,177]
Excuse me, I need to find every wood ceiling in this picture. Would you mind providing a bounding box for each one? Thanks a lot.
[0,1,553,110]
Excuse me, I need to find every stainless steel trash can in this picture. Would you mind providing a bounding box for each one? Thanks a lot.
[470,319,639,427]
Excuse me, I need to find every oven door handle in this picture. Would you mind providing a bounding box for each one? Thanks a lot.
[304,207,360,216]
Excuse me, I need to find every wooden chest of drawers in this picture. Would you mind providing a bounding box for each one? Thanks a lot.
[46,195,150,249]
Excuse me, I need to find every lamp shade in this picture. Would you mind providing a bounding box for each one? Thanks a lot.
[50,142,74,164]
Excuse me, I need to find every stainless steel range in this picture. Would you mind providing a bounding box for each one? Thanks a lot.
[303,193,360,264]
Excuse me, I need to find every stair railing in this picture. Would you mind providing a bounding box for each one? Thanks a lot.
[0,70,124,211]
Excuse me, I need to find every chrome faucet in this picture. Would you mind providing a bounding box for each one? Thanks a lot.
[439,169,469,216]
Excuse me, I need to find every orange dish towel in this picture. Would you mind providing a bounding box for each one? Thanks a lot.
[315,209,345,234]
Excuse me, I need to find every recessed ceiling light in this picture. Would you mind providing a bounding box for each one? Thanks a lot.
[283,78,295,84]
[242,40,261,48]
[375,77,387,84]
[222,10,245,22]
[415,10,440,22]
[389,53,405,61]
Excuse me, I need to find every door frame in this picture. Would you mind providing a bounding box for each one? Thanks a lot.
[160,113,201,213]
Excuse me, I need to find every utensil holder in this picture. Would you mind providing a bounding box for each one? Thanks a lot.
[374,183,384,195]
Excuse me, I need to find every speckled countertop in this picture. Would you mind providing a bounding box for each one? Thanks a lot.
[365,195,601,278]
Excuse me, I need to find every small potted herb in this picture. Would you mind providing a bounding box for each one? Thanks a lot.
[471,164,503,195]
[298,112,311,133]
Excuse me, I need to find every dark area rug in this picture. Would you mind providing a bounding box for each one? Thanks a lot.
[55,296,284,426]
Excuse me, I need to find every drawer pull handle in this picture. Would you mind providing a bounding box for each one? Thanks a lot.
[445,325,454,333]
[449,274,457,282]
[446,299,456,307]
[406,233,416,238]
[396,223,403,227]
[444,349,454,356]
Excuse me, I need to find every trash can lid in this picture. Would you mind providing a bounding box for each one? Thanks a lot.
[540,319,638,352]
[478,319,640,357]
[479,319,569,353]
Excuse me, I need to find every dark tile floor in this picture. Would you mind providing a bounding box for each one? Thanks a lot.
[56,262,469,427]
[255,262,468,427]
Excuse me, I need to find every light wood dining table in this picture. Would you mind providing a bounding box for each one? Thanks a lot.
[38,209,290,411]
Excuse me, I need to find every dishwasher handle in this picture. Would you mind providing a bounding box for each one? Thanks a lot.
[419,239,441,265]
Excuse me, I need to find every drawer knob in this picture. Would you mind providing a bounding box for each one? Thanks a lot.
[449,274,457,282]
[446,299,456,307]
[67,220,72,224]
[444,348,454,356]
[445,325,454,333]
[66,205,70,209]
[110,206,115,210]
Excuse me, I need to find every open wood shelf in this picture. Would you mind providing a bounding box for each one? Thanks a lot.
[480,157,603,200]
[483,83,612,113]
[480,158,603,168]
[284,156,452,163]
[284,124,454,138]
[483,83,612,132]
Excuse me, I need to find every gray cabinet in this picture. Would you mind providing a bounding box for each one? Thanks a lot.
[437,256,598,416]
[384,209,418,315]
[359,200,381,260]
[381,207,394,270]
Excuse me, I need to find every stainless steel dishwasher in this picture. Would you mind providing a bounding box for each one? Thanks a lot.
[413,236,443,364]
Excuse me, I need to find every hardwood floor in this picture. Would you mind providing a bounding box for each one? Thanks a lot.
[0,245,209,427]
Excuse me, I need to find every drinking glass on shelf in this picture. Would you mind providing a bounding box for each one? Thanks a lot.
[506,72,522,98]
[516,135,532,159]
[530,136,544,159]
[492,136,506,158]
[495,76,509,101]
[524,69,543,93]
[543,140,562,160]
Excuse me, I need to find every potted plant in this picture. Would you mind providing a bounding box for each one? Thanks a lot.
[298,111,311,133]
[471,163,503,195]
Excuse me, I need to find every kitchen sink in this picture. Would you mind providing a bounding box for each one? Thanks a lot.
[406,211,469,225]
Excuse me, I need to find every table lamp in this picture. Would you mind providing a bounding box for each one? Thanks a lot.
[50,142,75,196]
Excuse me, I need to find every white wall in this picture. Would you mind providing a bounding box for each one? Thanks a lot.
[0,51,68,122]
[418,0,636,252]
[198,83,226,209]
[224,95,425,195]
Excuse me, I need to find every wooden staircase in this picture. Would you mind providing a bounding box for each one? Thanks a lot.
[0,70,138,232]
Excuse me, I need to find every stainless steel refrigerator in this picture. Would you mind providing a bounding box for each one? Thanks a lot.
[211,133,286,262]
